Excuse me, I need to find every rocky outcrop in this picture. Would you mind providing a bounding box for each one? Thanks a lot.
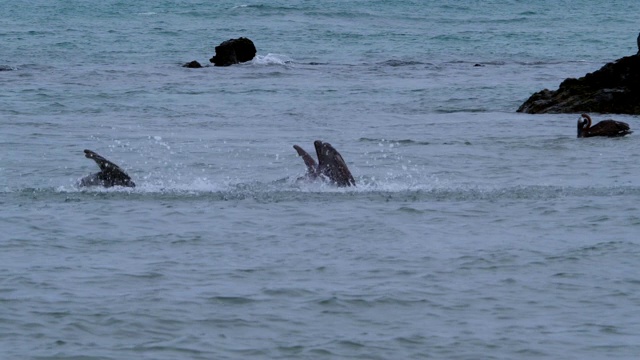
[517,55,640,114]
[209,37,256,67]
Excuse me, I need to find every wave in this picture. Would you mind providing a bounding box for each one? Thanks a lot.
[230,4,297,11]
[285,58,590,74]
[7,181,640,204]
[359,138,432,146]
[378,59,429,67]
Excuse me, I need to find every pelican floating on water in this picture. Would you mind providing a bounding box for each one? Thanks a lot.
[577,113,632,138]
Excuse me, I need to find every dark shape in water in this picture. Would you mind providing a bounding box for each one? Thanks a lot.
[209,37,256,66]
[183,60,202,68]
[293,140,356,187]
[79,149,135,188]
[577,113,632,138]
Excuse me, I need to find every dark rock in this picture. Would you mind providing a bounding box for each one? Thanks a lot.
[183,60,202,68]
[209,37,256,67]
[517,55,640,114]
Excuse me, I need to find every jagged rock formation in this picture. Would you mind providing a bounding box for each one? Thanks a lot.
[517,55,640,114]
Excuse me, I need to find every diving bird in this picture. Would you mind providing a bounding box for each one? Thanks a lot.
[79,149,135,187]
[293,140,356,187]
[577,113,632,138]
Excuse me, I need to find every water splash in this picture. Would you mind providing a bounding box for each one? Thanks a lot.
[250,54,293,66]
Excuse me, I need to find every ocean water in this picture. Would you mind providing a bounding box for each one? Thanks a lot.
[2,1,640,359]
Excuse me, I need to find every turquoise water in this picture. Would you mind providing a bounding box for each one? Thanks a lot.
[2,1,640,359]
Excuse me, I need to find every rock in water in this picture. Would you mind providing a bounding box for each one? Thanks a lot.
[182,60,202,68]
[209,37,257,67]
[517,55,640,114]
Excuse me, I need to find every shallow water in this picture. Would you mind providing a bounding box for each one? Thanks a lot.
[2,1,640,359]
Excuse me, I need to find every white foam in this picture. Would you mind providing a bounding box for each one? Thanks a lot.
[250,54,292,66]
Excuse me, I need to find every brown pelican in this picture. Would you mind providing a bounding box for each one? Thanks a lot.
[577,113,632,138]
[293,140,356,187]
[79,149,135,187]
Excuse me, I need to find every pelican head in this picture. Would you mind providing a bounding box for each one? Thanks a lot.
[577,118,585,138]
[577,114,590,138]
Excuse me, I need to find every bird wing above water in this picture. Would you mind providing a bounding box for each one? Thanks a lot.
[315,141,356,187]
[82,149,135,187]
[293,145,318,175]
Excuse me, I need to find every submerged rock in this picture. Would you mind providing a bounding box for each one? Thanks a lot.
[517,54,640,114]
[182,60,203,68]
[209,37,256,66]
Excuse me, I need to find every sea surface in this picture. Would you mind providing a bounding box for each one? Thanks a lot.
[2,1,640,359]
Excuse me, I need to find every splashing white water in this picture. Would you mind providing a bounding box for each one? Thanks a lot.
[251,54,293,66]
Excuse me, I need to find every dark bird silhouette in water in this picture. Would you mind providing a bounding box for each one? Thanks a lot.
[637,32,640,55]
[79,149,135,187]
[293,140,356,187]
[577,113,632,138]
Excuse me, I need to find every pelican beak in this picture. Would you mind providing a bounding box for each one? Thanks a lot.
[577,119,584,138]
